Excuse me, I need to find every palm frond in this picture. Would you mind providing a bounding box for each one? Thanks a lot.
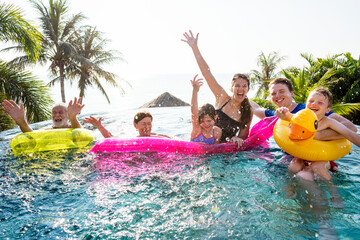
[0,61,53,122]
[0,3,42,60]
[331,103,360,115]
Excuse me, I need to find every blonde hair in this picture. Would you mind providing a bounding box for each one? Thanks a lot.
[310,87,333,108]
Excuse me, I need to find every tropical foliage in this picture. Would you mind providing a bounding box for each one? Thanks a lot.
[0,3,53,131]
[10,0,127,104]
[52,26,128,103]
[251,97,276,111]
[250,51,285,98]
[0,61,53,123]
[282,53,360,124]
[0,3,42,60]
[28,0,86,103]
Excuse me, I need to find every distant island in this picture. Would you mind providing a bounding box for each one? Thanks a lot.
[140,92,190,108]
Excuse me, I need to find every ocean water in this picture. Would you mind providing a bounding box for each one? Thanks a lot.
[51,73,238,114]
[0,105,360,239]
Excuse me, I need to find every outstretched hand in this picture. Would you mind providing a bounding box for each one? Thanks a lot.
[1,99,32,132]
[276,107,290,119]
[1,100,27,125]
[67,97,84,119]
[84,116,113,138]
[181,30,199,48]
[190,74,204,92]
[84,116,103,128]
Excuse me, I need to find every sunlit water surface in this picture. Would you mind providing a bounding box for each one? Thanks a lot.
[0,107,359,239]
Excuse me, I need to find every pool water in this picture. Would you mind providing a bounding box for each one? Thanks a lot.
[0,107,359,239]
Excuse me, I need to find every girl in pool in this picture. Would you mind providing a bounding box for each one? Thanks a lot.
[84,111,170,138]
[190,75,222,144]
[182,30,253,146]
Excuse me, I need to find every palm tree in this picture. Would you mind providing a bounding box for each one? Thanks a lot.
[52,26,129,103]
[29,0,85,103]
[0,61,53,123]
[282,54,360,118]
[0,3,53,130]
[0,3,42,60]
[282,66,337,103]
[250,51,285,98]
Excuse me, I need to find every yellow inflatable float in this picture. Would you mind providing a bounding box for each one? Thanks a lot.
[10,128,94,155]
[273,109,352,161]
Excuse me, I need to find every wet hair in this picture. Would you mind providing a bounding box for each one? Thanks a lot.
[198,103,216,122]
[269,77,293,92]
[231,73,252,129]
[310,87,333,108]
[134,111,153,124]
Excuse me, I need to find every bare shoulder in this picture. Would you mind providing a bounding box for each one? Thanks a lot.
[215,92,230,109]
[214,125,222,133]
[321,116,340,130]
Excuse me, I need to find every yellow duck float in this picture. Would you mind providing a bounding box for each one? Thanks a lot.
[273,109,352,161]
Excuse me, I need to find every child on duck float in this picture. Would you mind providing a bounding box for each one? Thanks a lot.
[276,87,360,181]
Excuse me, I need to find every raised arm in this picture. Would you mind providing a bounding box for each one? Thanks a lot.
[182,30,227,100]
[250,100,266,119]
[67,97,84,128]
[190,75,203,137]
[84,116,113,138]
[1,100,33,132]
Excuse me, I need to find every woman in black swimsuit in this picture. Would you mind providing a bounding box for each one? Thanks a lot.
[182,30,253,146]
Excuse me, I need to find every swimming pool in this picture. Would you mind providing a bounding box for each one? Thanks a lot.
[0,107,359,239]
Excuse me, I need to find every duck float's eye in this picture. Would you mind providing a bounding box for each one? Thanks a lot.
[314,120,318,130]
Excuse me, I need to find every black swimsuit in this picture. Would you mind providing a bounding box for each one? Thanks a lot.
[215,98,240,143]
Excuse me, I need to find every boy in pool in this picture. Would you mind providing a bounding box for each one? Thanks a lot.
[84,111,170,138]
[1,97,84,132]
[251,77,357,138]
[276,87,360,181]
[190,74,222,144]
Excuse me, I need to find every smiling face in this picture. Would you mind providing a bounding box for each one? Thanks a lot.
[134,116,152,136]
[269,83,294,108]
[52,105,69,128]
[306,91,331,119]
[231,78,249,103]
[199,114,215,132]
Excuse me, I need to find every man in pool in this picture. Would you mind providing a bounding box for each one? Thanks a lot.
[250,77,357,140]
[1,97,84,133]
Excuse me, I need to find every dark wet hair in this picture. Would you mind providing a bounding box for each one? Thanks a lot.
[269,77,293,92]
[311,87,333,108]
[134,111,153,124]
[231,74,252,129]
[198,103,216,122]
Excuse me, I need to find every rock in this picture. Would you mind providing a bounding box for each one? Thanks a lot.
[140,92,190,108]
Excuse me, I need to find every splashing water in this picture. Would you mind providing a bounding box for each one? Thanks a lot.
[0,106,359,239]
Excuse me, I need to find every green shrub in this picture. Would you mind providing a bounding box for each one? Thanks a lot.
[251,98,276,110]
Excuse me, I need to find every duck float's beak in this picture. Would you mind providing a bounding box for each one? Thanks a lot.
[288,109,318,142]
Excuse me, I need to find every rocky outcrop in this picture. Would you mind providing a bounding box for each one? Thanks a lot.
[140,92,190,108]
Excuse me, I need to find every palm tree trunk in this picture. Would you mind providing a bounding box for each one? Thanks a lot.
[59,64,66,103]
